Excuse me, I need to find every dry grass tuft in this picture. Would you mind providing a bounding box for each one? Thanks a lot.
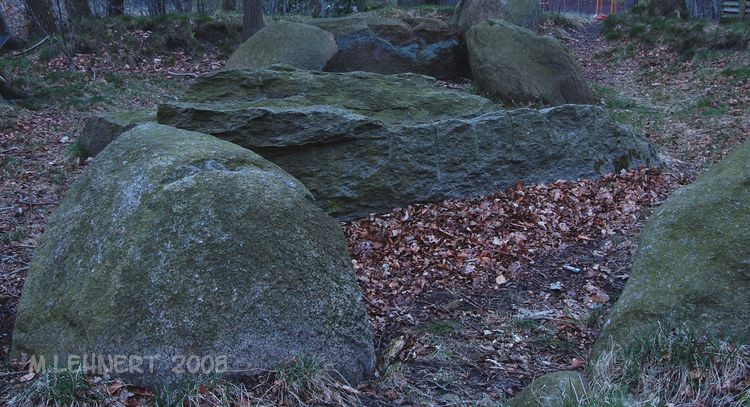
[587,326,750,406]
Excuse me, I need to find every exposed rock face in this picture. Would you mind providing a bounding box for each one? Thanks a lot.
[77,110,155,157]
[11,123,375,386]
[224,22,338,71]
[308,16,470,79]
[508,371,587,407]
[466,19,594,106]
[157,66,659,219]
[454,0,541,32]
[593,139,750,358]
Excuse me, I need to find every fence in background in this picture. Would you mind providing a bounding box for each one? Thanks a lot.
[542,0,638,15]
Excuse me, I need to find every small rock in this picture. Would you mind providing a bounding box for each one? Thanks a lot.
[508,371,587,407]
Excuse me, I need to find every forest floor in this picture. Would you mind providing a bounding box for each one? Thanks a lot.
[0,11,748,406]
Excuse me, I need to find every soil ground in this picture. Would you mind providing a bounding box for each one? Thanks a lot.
[0,14,748,406]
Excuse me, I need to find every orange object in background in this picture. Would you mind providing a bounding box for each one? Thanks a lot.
[594,0,616,20]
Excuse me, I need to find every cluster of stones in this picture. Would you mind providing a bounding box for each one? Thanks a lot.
[19,0,745,397]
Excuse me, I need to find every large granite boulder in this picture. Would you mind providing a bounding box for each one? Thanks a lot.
[11,123,375,386]
[157,66,659,219]
[593,140,750,358]
[454,0,541,32]
[466,19,594,106]
[308,16,470,79]
[508,371,587,407]
[78,110,155,157]
[224,22,337,71]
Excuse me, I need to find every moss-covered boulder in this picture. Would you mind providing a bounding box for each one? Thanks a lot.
[593,139,750,358]
[78,110,155,157]
[157,66,658,218]
[454,0,540,32]
[11,123,375,386]
[466,19,594,106]
[308,16,470,79]
[224,22,337,71]
[508,371,587,407]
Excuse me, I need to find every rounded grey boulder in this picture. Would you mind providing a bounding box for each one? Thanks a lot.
[11,123,375,386]
[466,19,594,106]
[78,110,155,157]
[593,139,750,359]
[308,16,470,79]
[225,22,338,71]
[454,0,541,32]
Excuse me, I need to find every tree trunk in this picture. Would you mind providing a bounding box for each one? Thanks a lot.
[107,0,125,15]
[148,0,167,14]
[242,0,264,40]
[25,0,56,37]
[66,0,92,18]
[172,0,186,13]
[222,0,236,11]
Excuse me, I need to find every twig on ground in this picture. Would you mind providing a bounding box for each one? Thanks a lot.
[168,71,199,78]
[5,266,29,275]
[1,255,29,266]
[18,199,57,206]
[11,36,48,56]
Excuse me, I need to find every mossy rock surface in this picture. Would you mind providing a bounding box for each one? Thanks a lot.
[593,139,750,358]
[224,22,338,71]
[466,19,594,106]
[454,0,541,32]
[11,123,375,387]
[508,371,587,407]
[78,110,156,157]
[308,16,470,79]
[157,66,658,218]
[160,65,493,125]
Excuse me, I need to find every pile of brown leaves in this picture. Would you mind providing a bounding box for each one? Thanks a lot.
[344,168,676,332]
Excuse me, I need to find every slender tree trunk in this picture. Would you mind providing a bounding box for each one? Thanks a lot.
[222,0,236,11]
[242,0,264,40]
[25,0,56,37]
[172,0,185,13]
[149,0,167,14]
[66,0,92,18]
[107,0,125,15]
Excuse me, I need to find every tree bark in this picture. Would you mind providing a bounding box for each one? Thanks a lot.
[66,0,92,18]
[147,0,167,14]
[25,0,56,37]
[107,0,125,15]
[242,0,264,40]
[172,0,186,13]
[222,0,236,11]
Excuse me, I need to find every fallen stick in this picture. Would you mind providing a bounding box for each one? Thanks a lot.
[12,36,49,56]
[167,71,199,78]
